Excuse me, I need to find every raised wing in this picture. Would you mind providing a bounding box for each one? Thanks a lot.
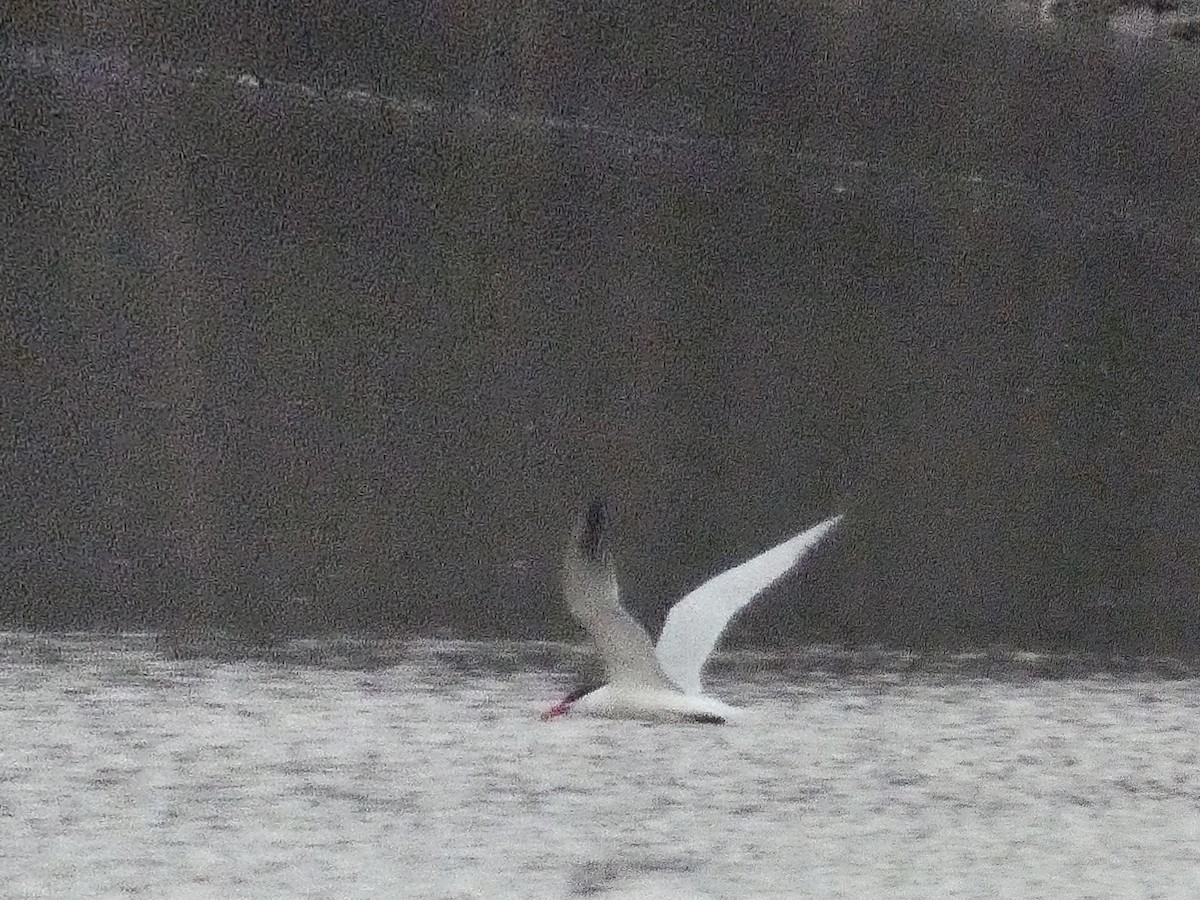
[563,500,675,689]
[655,513,843,694]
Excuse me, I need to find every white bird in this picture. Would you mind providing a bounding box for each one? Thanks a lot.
[543,499,843,723]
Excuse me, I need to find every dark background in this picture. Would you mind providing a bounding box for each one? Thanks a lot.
[2,1,1198,653]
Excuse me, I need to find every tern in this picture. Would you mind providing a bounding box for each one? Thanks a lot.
[543,499,843,723]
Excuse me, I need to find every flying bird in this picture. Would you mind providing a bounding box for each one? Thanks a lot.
[543,499,843,723]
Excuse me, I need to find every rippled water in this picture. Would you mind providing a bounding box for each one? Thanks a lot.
[2,634,1199,899]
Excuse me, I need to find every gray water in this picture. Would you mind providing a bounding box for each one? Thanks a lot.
[3,635,1199,898]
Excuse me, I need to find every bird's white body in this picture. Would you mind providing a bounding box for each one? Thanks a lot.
[567,683,743,723]
[544,500,842,724]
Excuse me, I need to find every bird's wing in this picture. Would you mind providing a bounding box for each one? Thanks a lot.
[655,513,843,694]
[563,500,676,689]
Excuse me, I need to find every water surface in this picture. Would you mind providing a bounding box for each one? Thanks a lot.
[3,635,1198,898]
